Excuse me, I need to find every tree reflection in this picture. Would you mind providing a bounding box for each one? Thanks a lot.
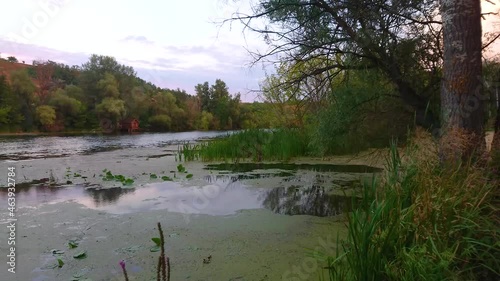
[263,185,353,217]
[84,187,134,207]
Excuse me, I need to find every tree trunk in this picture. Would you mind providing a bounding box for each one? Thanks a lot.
[439,0,485,162]
[491,99,500,156]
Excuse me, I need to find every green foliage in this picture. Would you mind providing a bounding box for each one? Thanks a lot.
[312,70,411,155]
[195,79,242,130]
[148,114,172,131]
[327,140,499,280]
[181,129,309,162]
[0,54,272,133]
[150,237,161,252]
[161,176,173,181]
[36,105,57,128]
[97,73,120,98]
[0,76,23,131]
[100,170,134,186]
[176,164,186,173]
[10,69,37,130]
[198,111,215,131]
[96,97,126,123]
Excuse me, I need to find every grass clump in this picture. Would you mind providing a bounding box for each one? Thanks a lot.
[179,129,309,162]
[326,129,499,281]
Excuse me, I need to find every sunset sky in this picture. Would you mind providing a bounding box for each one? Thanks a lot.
[0,0,499,101]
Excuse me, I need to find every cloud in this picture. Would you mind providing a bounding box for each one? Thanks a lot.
[0,38,264,101]
[121,35,154,44]
[0,38,88,65]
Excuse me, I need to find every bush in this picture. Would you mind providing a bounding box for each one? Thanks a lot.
[149,114,172,131]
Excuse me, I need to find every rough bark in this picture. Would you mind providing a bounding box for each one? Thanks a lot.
[439,0,485,161]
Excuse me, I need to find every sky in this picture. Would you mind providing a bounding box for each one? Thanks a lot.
[0,0,499,102]
[0,0,270,101]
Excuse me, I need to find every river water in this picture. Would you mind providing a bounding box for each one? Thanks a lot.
[0,131,382,280]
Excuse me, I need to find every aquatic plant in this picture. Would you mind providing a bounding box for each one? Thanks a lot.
[161,176,173,181]
[179,129,309,162]
[326,133,499,280]
[101,170,135,186]
[177,164,186,173]
[156,222,170,281]
[120,260,129,281]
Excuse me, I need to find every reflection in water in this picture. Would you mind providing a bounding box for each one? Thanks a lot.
[0,178,355,217]
[205,162,382,173]
[263,185,353,216]
[84,187,135,207]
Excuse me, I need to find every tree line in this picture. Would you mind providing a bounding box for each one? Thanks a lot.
[0,54,276,133]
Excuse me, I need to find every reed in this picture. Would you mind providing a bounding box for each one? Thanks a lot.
[326,130,499,280]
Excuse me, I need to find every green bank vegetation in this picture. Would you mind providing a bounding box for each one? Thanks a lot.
[0,56,279,133]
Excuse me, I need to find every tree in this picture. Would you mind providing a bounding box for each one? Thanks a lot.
[229,0,443,128]
[79,54,136,107]
[7,56,18,63]
[148,114,172,131]
[194,79,241,129]
[439,0,485,161]
[49,88,84,128]
[97,73,120,98]
[96,97,126,125]
[10,70,37,130]
[0,75,23,130]
[33,60,55,103]
[35,105,56,129]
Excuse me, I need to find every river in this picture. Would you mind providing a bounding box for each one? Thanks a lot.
[0,132,381,281]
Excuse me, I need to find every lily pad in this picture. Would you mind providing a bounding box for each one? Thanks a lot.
[151,237,161,246]
[186,174,193,179]
[68,240,78,249]
[51,249,65,255]
[73,251,87,259]
[161,176,173,181]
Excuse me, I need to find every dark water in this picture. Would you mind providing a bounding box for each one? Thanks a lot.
[0,131,232,161]
[206,162,383,173]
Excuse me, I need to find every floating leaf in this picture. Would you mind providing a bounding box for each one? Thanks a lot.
[161,176,173,181]
[57,258,64,268]
[150,173,158,179]
[51,249,65,255]
[73,251,87,259]
[151,237,161,246]
[123,178,134,186]
[68,241,79,249]
[177,164,186,173]
[150,245,160,252]
[186,174,193,179]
